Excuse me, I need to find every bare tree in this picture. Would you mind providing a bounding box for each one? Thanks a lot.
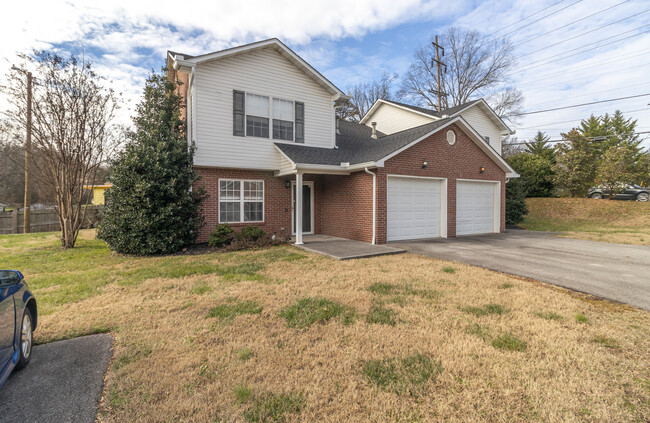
[399,27,523,124]
[1,52,119,248]
[337,72,399,122]
[501,136,525,158]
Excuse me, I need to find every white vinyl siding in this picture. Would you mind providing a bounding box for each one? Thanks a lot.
[456,180,500,235]
[459,106,503,155]
[194,48,335,170]
[366,103,435,135]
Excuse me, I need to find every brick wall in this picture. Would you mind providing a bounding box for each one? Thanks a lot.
[320,172,374,243]
[375,123,506,243]
[193,167,322,243]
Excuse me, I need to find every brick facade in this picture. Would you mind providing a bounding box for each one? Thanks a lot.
[194,124,506,245]
[375,123,506,243]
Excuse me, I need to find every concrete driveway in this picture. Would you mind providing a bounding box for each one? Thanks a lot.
[0,334,113,423]
[391,231,650,311]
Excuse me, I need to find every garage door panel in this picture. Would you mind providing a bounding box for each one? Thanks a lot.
[387,177,443,241]
[456,181,498,236]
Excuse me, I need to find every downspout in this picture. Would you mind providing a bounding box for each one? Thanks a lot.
[364,168,377,245]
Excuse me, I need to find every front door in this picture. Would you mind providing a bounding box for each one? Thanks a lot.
[292,182,313,235]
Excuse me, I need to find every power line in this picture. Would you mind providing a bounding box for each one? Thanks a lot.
[518,7,648,58]
[516,107,650,130]
[524,82,650,110]
[514,0,634,48]
[481,0,569,40]
[491,0,585,41]
[514,27,650,73]
[508,131,650,145]
[519,93,650,116]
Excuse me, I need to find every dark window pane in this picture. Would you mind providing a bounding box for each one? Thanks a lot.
[220,202,241,223]
[246,116,269,138]
[244,202,263,222]
[273,119,293,141]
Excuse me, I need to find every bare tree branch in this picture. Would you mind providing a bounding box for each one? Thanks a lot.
[337,72,399,122]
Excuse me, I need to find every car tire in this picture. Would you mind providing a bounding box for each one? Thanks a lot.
[15,308,33,370]
[637,192,649,202]
[590,193,603,199]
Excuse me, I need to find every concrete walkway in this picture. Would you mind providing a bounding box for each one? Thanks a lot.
[294,235,406,260]
[392,230,650,311]
[0,334,114,423]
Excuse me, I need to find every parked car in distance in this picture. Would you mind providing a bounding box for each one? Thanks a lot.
[587,184,649,202]
[0,270,37,389]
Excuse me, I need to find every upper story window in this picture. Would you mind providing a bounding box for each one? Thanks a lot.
[233,90,304,143]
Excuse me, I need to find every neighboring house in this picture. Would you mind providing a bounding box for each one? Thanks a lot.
[167,38,518,245]
[83,184,112,205]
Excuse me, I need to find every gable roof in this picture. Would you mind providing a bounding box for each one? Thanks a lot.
[275,118,518,178]
[168,38,348,100]
[360,98,512,134]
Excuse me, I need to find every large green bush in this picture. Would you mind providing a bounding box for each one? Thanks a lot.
[505,178,528,225]
[507,153,555,197]
[97,67,205,255]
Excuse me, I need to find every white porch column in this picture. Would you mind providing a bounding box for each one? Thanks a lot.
[295,172,304,245]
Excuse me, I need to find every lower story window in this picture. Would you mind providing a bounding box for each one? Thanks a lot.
[219,179,264,223]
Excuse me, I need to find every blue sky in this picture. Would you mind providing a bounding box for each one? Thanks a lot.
[2,0,649,148]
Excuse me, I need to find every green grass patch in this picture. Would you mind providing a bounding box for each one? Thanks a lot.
[279,297,355,328]
[535,311,564,321]
[114,344,153,370]
[592,335,619,349]
[190,281,212,295]
[237,347,252,361]
[492,333,527,352]
[259,248,306,262]
[441,266,456,274]
[208,300,263,320]
[362,353,442,395]
[461,303,508,317]
[368,282,397,295]
[499,283,514,289]
[35,324,115,345]
[575,313,589,324]
[235,384,253,404]
[465,323,491,340]
[368,282,440,301]
[244,392,305,422]
[366,303,397,326]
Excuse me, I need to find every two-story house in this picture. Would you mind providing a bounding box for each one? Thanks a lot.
[167,38,518,245]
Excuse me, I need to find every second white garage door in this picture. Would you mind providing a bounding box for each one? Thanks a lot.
[387,176,444,241]
[456,180,499,235]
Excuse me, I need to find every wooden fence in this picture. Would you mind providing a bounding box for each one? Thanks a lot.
[0,207,101,234]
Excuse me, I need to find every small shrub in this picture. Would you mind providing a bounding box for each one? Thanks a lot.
[442,266,456,274]
[208,300,263,320]
[575,313,589,324]
[238,225,266,241]
[461,303,508,317]
[237,347,252,361]
[492,333,527,352]
[535,311,563,320]
[279,297,355,328]
[362,353,442,395]
[366,303,397,326]
[235,384,253,403]
[209,224,235,248]
[244,392,305,423]
[592,335,619,349]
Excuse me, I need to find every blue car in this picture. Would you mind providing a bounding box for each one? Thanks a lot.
[0,270,37,389]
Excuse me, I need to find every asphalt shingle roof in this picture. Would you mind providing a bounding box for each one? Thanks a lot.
[275,118,454,166]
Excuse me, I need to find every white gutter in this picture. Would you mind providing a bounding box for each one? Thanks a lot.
[364,168,377,245]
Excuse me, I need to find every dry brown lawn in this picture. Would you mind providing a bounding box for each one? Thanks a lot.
[4,230,649,422]
[522,198,650,245]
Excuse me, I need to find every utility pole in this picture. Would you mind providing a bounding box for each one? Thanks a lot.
[430,36,447,114]
[12,65,32,233]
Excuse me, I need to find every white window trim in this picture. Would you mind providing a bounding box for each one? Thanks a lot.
[218,178,265,224]
[241,90,297,142]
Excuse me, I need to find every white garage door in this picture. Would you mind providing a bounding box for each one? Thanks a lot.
[387,176,443,241]
[456,181,499,236]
